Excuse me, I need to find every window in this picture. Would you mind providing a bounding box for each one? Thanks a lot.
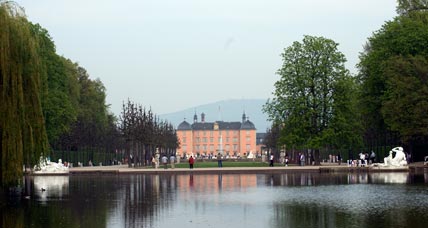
[226,137,230,143]
[246,130,250,135]
[233,137,238,143]
[225,145,230,151]
[182,137,186,143]
[209,145,214,151]
[246,144,251,151]
[210,131,214,137]
[246,137,250,142]
[182,145,187,152]
[203,137,207,143]
[233,144,238,150]
[226,130,229,136]
[210,137,214,143]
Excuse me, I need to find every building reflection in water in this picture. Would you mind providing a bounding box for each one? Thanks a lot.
[7,172,427,228]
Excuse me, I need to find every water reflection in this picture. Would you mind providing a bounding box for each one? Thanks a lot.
[33,176,69,203]
[370,172,409,184]
[2,172,427,228]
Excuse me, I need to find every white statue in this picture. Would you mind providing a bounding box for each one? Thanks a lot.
[383,147,407,167]
[33,156,69,173]
[383,151,393,165]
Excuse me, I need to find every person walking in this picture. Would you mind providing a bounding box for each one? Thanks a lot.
[170,154,176,169]
[337,153,342,165]
[151,156,156,168]
[370,151,376,164]
[217,153,223,168]
[189,156,195,169]
[269,153,274,167]
[161,154,168,169]
[285,155,289,167]
[300,153,305,166]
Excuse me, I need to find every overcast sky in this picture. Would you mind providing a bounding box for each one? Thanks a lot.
[15,0,397,115]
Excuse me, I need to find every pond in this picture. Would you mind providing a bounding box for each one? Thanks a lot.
[3,172,428,228]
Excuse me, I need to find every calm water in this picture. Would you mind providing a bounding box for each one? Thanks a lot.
[2,172,428,228]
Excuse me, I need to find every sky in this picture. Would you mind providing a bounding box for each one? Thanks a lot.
[14,0,397,116]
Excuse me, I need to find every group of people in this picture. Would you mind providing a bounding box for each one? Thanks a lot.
[151,154,176,169]
[149,154,221,170]
[186,153,223,169]
[149,154,200,169]
[349,151,376,167]
[269,153,305,167]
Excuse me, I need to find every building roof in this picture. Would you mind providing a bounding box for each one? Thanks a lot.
[177,120,256,131]
[217,121,243,130]
[177,120,192,130]
[192,121,243,130]
[192,122,214,130]
[241,120,256,130]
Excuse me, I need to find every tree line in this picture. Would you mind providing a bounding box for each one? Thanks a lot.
[0,2,177,188]
[264,0,428,163]
[120,100,179,167]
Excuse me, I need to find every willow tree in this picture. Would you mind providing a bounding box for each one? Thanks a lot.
[0,2,48,187]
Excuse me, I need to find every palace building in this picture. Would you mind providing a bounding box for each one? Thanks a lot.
[176,112,256,158]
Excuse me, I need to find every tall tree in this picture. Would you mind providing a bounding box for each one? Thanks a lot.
[29,23,79,145]
[119,100,178,167]
[264,35,359,164]
[0,2,48,187]
[358,8,428,159]
[381,56,428,145]
[397,0,428,15]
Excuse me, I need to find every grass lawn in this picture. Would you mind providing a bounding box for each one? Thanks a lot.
[172,161,270,169]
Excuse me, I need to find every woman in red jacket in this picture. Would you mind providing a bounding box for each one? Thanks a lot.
[189,156,195,169]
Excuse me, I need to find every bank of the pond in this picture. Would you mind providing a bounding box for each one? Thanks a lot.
[53,162,427,175]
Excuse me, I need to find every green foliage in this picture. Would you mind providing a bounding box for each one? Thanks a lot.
[1,2,121,187]
[381,55,428,143]
[358,10,428,153]
[29,23,79,144]
[327,76,363,149]
[264,35,360,152]
[0,2,48,186]
[397,0,428,15]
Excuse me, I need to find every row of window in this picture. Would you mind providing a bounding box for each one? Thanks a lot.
[185,130,253,137]
[180,144,252,152]
[193,130,240,137]
[182,137,252,143]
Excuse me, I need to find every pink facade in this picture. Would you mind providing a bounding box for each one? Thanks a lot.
[176,113,256,158]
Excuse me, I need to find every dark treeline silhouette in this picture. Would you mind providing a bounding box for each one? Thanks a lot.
[48,66,125,167]
[120,100,179,167]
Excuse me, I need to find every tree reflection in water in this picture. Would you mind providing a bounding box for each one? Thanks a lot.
[1,172,427,228]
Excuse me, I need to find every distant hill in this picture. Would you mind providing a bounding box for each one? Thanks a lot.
[159,99,271,132]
